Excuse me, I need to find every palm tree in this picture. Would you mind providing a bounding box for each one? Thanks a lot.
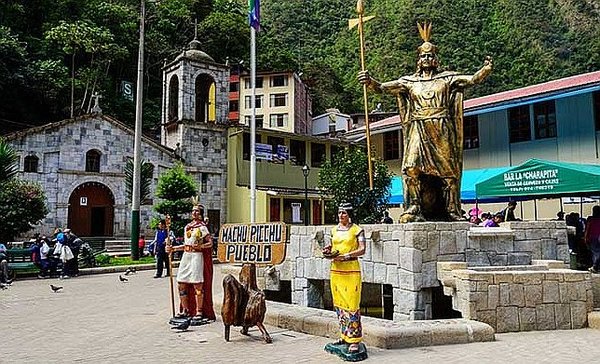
[124,159,154,204]
[0,138,18,183]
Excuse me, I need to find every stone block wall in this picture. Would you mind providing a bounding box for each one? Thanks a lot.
[282,221,570,321]
[437,262,594,332]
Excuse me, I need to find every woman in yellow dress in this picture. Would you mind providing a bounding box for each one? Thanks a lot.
[323,203,366,353]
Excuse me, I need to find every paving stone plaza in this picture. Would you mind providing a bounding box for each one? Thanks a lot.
[3,266,600,363]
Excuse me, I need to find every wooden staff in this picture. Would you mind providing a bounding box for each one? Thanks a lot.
[165,214,176,317]
[349,0,375,190]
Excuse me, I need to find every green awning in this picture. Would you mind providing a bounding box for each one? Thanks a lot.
[475,158,600,199]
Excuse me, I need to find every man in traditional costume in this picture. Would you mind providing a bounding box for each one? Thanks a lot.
[359,22,492,222]
[168,198,212,319]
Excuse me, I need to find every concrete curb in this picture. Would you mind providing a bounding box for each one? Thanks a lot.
[589,310,600,329]
[213,298,495,349]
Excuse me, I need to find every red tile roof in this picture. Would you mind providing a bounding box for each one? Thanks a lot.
[465,70,600,110]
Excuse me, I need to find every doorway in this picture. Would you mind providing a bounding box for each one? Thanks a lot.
[68,182,114,237]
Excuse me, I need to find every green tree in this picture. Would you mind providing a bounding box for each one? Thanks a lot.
[0,180,49,242]
[154,162,197,236]
[0,140,48,241]
[318,146,391,224]
[124,159,154,204]
[0,138,19,183]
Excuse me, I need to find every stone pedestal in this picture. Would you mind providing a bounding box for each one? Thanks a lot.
[282,221,569,320]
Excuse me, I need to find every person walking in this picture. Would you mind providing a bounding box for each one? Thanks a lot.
[152,220,174,278]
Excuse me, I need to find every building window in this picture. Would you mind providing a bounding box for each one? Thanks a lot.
[244,115,263,128]
[229,100,239,112]
[594,92,600,131]
[229,82,239,92]
[269,113,288,128]
[244,95,263,109]
[534,100,556,139]
[85,150,101,172]
[201,173,208,193]
[270,93,287,107]
[311,143,326,168]
[270,75,288,87]
[24,155,39,173]
[463,115,479,149]
[244,77,263,89]
[383,131,400,160]
[243,132,262,160]
[509,105,531,143]
[290,139,306,166]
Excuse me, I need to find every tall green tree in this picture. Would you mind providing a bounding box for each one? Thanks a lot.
[0,139,48,241]
[318,146,391,224]
[154,162,198,236]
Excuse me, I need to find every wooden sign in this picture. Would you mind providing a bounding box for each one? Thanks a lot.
[217,222,287,265]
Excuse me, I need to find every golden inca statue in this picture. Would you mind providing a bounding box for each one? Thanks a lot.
[359,22,492,222]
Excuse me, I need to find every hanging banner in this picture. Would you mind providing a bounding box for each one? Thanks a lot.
[217,222,287,264]
[255,143,272,161]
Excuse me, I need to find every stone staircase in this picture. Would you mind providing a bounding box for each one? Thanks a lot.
[104,239,133,257]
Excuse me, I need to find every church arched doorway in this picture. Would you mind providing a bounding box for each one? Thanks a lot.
[68,182,115,237]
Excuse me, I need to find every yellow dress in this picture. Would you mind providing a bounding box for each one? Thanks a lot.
[330,223,363,343]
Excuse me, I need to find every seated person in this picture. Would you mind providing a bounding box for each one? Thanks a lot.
[0,242,11,284]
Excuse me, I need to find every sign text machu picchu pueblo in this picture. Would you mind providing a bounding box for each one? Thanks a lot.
[217,222,287,265]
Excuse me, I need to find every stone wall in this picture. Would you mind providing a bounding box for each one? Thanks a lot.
[437,262,594,332]
[281,221,570,321]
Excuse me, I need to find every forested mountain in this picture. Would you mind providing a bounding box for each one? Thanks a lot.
[1,0,599,134]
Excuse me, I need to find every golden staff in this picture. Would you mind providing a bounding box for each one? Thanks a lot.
[165,214,176,317]
[349,0,375,190]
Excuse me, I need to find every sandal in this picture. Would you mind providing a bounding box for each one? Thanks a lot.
[348,343,360,353]
[174,313,189,319]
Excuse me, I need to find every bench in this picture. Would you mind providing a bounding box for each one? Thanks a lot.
[5,248,37,279]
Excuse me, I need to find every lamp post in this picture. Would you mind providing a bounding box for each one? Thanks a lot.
[302,165,310,226]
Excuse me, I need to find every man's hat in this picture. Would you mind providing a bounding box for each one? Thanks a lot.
[338,202,353,212]
[417,21,437,55]
[191,196,204,212]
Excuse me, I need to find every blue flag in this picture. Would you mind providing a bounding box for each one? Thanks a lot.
[248,0,260,30]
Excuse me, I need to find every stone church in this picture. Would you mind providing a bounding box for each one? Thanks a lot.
[5,38,229,238]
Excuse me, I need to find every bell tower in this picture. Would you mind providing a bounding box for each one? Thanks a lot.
[161,36,230,150]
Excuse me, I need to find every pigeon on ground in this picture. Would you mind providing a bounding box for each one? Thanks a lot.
[124,268,132,275]
[50,284,63,293]
[0,283,9,290]
[119,275,128,282]
[171,318,192,332]
[128,266,137,274]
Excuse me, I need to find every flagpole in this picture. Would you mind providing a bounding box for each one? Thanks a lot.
[250,24,257,223]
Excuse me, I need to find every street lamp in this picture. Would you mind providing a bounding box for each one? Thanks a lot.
[302,165,310,226]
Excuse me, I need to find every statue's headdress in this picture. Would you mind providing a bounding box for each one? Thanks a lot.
[191,196,204,212]
[417,21,437,55]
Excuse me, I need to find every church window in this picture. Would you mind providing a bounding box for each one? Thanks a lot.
[86,150,101,172]
[24,155,39,173]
